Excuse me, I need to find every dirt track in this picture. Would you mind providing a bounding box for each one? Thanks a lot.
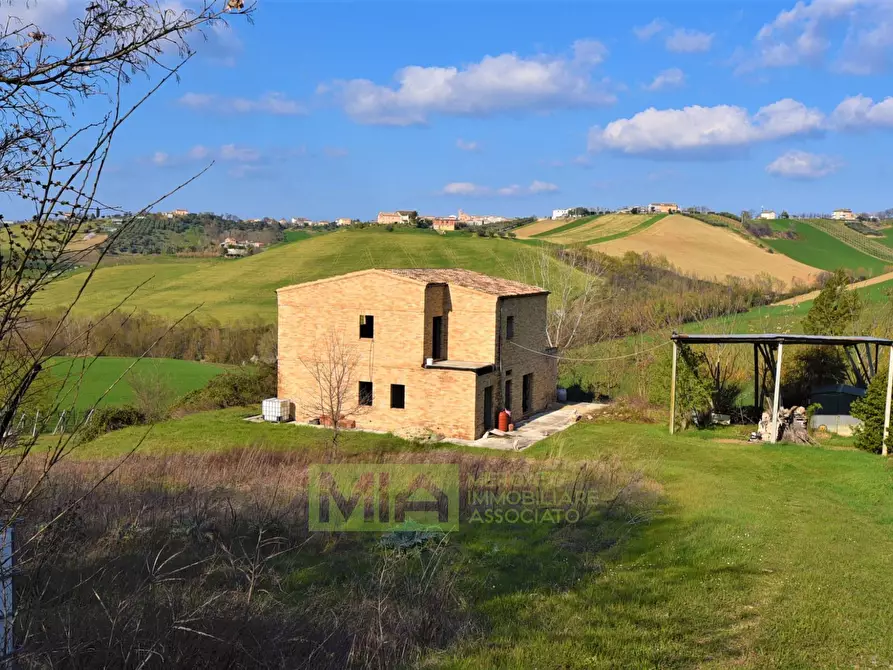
[773,270,893,305]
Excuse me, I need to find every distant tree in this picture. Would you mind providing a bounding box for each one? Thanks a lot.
[780,210,790,219]
[803,269,861,336]
[741,210,754,221]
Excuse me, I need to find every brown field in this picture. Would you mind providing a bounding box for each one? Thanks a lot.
[66,232,108,251]
[591,215,821,286]
[513,218,568,238]
[548,213,650,244]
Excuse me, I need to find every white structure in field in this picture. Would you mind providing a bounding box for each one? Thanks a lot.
[551,208,570,219]
[832,208,857,221]
[759,210,777,220]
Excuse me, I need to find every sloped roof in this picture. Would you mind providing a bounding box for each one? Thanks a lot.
[381,268,547,297]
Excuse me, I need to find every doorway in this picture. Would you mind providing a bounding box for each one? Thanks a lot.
[432,316,443,360]
[483,386,493,431]
[522,373,533,415]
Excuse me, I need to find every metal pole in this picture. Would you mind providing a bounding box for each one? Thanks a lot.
[753,344,759,413]
[771,342,784,444]
[883,345,893,457]
[669,341,678,435]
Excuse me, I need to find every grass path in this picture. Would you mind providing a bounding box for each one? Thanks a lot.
[439,423,893,668]
[764,222,888,275]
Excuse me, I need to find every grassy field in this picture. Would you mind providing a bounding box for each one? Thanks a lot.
[764,221,889,275]
[43,356,227,410]
[33,228,565,324]
[67,408,893,667]
[513,218,571,239]
[531,214,603,239]
[802,219,893,263]
[592,215,820,286]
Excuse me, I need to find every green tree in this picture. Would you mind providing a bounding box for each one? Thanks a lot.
[781,210,790,219]
[851,362,890,453]
[802,269,861,336]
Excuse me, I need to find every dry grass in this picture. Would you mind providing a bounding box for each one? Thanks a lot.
[592,215,821,286]
[9,445,652,669]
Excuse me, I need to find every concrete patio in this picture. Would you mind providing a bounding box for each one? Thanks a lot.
[447,401,605,451]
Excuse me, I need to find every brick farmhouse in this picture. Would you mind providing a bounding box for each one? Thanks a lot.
[276,269,558,439]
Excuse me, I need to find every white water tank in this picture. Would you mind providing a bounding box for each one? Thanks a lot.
[262,398,290,422]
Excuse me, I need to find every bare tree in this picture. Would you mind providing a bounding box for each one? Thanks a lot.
[299,331,368,452]
[513,245,604,351]
[0,0,252,661]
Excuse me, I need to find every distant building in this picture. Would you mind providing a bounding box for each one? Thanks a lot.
[377,210,417,225]
[432,217,456,231]
[164,208,189,218]
[832,208,858,221]
[649,202,678,214]
[226,247,249,257]
[759,210,777,220]
[336,217,352,226]
[552,208,571,220]
[290,217,310,226]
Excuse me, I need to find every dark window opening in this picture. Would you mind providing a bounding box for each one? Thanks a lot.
[504,379,513,412]
[359,315,374,339]
[390,384,405,409]
[359,381,373,406]
[506,315,515,340]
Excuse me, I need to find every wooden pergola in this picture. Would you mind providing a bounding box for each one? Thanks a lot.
[668,332,893,454]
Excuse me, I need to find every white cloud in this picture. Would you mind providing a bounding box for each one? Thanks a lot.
[323,41,616,125]
[665,28,715,53]
[178,91,305,115]
[634,19,666,41]
[645,67,685,91]
[219,144,261,162]
[456,139,479,152]
[744,0,893,74]
[529,180,559,193]
[831,94,893,128]
[442,181,558,197]
[766,150,841,179]
[588,98,824,155]
[151,151,169,166]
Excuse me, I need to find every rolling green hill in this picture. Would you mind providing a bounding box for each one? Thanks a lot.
[33,228,571,324]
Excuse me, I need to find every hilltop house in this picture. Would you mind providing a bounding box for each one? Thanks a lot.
[377,210,417,225]
[276,269,559,439]
[552,208,571,220]
[832,208,857,221]
[759,210,777,220]
[432,217,457,231]
[336,217,352,226]
[649,202,678,214]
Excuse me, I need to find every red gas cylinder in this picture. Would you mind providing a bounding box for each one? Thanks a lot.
[498,410,510,432]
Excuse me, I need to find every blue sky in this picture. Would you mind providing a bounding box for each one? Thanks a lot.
[11,0,893,220]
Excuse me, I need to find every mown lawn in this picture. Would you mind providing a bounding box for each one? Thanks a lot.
[43,356,227,410]
[70,409,893,667]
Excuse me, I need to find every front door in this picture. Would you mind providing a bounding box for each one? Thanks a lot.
[483,386,493,431]
[522,373,533,415]
[432,316,443,360]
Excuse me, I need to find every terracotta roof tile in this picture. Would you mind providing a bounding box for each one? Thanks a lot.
[381,268,547,297]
